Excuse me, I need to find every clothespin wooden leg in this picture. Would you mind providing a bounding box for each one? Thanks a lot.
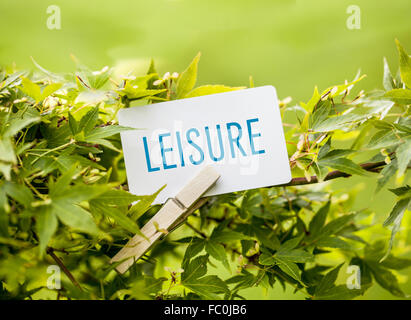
[110,166,220,274]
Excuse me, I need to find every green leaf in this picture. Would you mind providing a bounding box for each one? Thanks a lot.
[320,214,356,238]
[318,149,355,161]
[395,39,411,88]
[2,109,40,138]
[83,125,135,141]
[383,57,395,91]
[312,162,328,182]
[20,77,42,102]
[309,201,330,236]
[210,230,247,243]
[90,201,141,235]
[321,74,366,98]
[182,275,228,300]
[376,159,397,193]
[381,197,411,261]
[183,238,206,262]
[41,122,72,148]
[94,189,141,207]
[254,228,281,250]
[259,252,276,266]
[312,113,364,132]
[119,85,167,100]
[35,205,58,258]
[78,106,99,135]
[0,162,12,181]
[226,270,257,291]
[384,89,411,104]
[367,261,406,297]
[129,185,166,220]
[317,138,331,159]
[49,165,79,197]
[367,129,407,149]
[185,85,245,98]
[273,256,302,282]
[314,285,362,300]
[383,197,410,227]
[31,57,66,82]
[3,181,34,207]
[147,59,157,76]
[388,185,411,197]
[68,112,79,135]
[205,240,230,270]
[241,190,263,218]
[176,53,201,98]
[75,64,110,90]
[350,257,373,291]
[55,154,105,172]
[56,184,109,203]
[87,138,120,152]
[319,158,371,176]
[380,255,411,270]
[0,237,31,248]
[310,100,331,130]
[279,234,304,251]
[315,236,351,250]
[52,200,100,235]
[315,263,343,296]
[301,86,320,113]
[351,122,373,150]
[396,139,411,177]
[0,139,16,163]
[144,276,167,295]
[181,254,208,283]
[0,188,9,236]
[275,248,314,263]
[363,240,388,261]
[394,122,411,134]
[42,82,62,99]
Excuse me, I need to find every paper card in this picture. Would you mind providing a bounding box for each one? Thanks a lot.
[118,86,291,204]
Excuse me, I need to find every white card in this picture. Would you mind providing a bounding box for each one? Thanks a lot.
[118,86,291,204]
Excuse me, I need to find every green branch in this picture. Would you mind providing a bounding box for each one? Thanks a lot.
[279,160,387,187]
[46,247,82,291]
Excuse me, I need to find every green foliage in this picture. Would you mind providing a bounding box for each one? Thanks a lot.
[176,52,201,99]
[0,40,410,300]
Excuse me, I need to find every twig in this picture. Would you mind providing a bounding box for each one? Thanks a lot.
[24,178,46,200]
[46,247,82,291]
[185,222,207,239]
[279,160,386,187]
[181,161,389,239]
[30,139,75,165]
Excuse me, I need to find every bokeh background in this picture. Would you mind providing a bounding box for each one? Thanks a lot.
[1,0,410,299]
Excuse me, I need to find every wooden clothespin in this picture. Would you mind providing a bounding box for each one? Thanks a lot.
[110,166,220,274]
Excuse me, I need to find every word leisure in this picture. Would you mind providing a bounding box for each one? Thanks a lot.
[143,118,265,172]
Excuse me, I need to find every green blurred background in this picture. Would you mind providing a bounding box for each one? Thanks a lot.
[1,0,410,299]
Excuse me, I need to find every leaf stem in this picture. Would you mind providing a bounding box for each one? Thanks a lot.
[30,139,75,165]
